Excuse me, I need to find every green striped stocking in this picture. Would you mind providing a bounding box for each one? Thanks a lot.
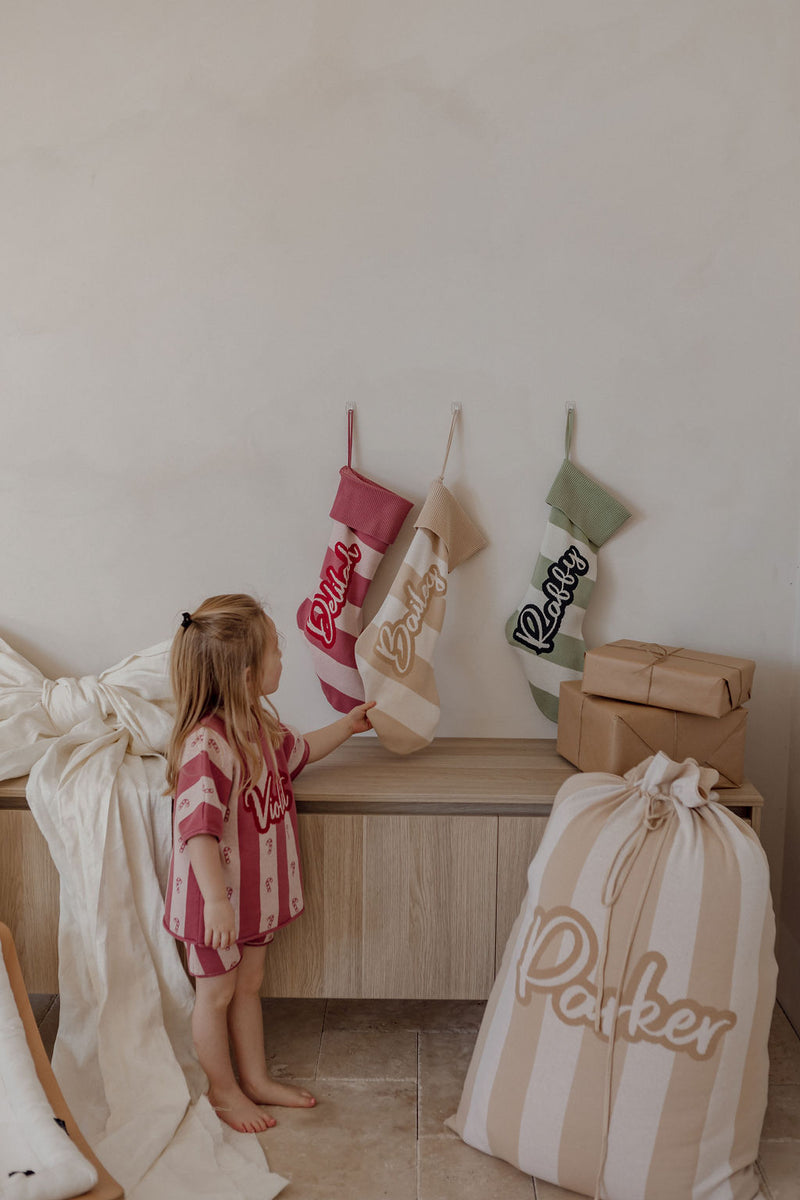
[506,411,630,723]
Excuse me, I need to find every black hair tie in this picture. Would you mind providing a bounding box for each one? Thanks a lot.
[181,612,192,629]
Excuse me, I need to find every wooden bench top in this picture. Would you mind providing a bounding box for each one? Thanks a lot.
[0,737,765,818]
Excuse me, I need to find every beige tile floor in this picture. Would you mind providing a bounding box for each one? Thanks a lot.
[32,995,800,1199]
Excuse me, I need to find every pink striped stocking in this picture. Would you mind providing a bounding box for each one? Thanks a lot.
[297,411,412,713]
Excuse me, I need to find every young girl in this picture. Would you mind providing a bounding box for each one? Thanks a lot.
[163,594,374,1134]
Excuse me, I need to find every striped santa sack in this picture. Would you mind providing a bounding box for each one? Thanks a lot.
[446,753,776,1200]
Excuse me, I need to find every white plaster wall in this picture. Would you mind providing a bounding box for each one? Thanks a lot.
[2,3,799,916]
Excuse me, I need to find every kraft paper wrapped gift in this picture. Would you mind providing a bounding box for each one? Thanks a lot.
[558,680,747,786]
[581,640,755,718]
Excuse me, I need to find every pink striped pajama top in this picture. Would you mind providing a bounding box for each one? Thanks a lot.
[163,715,309,946]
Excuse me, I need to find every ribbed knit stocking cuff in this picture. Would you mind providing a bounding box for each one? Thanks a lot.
[329,466,413,549]
[546,459,630,548]
[414,479,487,570]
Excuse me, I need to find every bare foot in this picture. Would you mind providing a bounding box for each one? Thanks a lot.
[208,1084,277,1133]
[241,1075,316,1108]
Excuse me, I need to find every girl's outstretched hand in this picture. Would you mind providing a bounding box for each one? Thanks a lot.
[304,703,377,762]
[347,701,376,735]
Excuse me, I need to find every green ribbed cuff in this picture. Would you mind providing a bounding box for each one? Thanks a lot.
[546,459,630,548]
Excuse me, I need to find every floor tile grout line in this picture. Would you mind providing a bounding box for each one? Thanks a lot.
[315,1075,418,1083]
[777,999,800,1041]
[314,999,326,1081]
[29,993,55,1026]
[756,1158,774,1200]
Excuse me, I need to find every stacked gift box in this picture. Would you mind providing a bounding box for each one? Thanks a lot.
[557,640,755,786]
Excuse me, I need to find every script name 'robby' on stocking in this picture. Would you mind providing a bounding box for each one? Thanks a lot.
[506,408,631,724]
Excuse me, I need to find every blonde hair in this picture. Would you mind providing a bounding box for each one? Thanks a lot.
[165,594,283,794]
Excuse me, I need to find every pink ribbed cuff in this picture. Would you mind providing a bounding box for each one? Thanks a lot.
[329,466,413,549]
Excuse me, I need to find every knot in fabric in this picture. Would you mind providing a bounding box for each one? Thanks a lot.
[41,675,108,735]
[624,751,718,808]
[642,788,672,831]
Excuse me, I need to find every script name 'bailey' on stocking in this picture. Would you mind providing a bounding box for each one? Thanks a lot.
[375,565,447,676]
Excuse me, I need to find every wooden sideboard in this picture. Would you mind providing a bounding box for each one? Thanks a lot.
[0,739,765,999]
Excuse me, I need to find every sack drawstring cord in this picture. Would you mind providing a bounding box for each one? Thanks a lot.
[592,790,673,1200]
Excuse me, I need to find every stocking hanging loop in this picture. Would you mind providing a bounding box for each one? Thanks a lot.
[439,404,461,481]
[346,403,355,468]
[564,403,575,459]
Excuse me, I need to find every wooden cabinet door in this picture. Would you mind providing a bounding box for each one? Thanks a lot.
[495,816,547,975]
[262,814,364,998]
[0,812,60,992]
[362,815,497,1000]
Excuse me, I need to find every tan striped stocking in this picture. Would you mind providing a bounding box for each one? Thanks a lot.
[355,414,486,754]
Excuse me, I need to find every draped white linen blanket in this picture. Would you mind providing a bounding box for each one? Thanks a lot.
[0,636,287,1200]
